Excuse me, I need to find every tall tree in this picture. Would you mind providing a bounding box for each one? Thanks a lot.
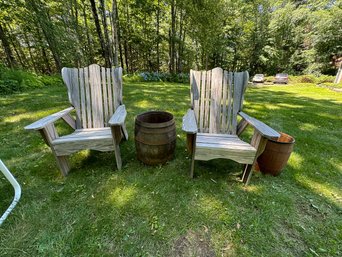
[89,0,110,67]
[0,23,17,68]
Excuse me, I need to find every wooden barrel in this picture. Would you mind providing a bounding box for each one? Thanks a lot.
[135,111,176,165]
[257,132,295,176]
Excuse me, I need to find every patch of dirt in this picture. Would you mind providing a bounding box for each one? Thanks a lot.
[170,229,216,257]
[296,201,326,220]
[271,221,308,256]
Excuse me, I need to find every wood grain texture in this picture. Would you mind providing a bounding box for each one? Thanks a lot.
[238,111,280,139]
[115,67,123,106]
[101,67,109,124]
[242,130,268,185]
[232,72,245,134]
[199,71,206,131]
[227,72,233,134]
[204,70,211,133]
[25,107,74,130]
[195,133,256,164]
[191,70,201,121]
[107,67,114,117]
[84,66,92,128]
[108,104,127,125]
[189,134,197,178]
[209,67,223,133]
[182,109,198,134]
[53,128,115,156]
[221,70,228,133]
[39,124,70,176]
[79,68,87,128]
[89,64,103,128]
[62,113,76,130]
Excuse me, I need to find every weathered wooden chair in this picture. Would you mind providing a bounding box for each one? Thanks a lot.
[182,67,280,185]
[25,64,128,176]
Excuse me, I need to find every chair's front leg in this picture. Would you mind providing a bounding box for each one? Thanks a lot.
[110,125,123,170]
[242,129,268,185]
[186,133,197,178]
[39,124,70,176]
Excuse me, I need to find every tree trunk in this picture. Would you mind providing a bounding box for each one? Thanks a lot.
[177,10,185,73]
[23,31,38,73]
[89,0,110,67]
[35,26,52,74]
[156,0,160,72]
[100,0,112,66]
[0,23,17,68]
[81,0,94,64]
[71,0,83,67]
[6,25,25,68]
[26,0,62,71]
[169,0,176,73]
[124,2,130,72]
[111,0,120,67]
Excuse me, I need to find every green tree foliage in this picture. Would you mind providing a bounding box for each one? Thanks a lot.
[0,0,340,75]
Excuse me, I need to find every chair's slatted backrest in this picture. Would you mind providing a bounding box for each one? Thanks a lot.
[190,67,249,134]
[62,64,123,129]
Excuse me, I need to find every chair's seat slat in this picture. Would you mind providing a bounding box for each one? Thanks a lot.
[52,128,112,144]
[52,128,114,156]
[195,134,256,164]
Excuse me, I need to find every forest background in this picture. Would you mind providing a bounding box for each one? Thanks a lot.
[0,0,341,76]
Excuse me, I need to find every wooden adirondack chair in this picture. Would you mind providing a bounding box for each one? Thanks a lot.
[182,67,280,185]
[25,64,128,176]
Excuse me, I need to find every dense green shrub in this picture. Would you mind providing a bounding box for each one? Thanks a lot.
[0,66,63,95]
[0,79,21,94]
[289,75,316,83]
[288,75,335,84]
[123,72,189,84]
[264,76,274,82]
[316,75,335,84]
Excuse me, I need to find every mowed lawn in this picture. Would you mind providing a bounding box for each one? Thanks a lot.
[0,81,341,256]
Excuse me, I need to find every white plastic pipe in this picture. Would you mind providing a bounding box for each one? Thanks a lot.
[0,159,21,225]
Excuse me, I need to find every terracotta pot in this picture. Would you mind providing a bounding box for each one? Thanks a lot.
[257,132,295,176]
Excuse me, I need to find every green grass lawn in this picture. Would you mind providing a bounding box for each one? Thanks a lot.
[0,82,341,256]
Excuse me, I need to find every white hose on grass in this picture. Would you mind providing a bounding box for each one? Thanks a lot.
[0,159,21,225]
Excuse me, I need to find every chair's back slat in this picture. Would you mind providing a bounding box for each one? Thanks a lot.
[221,70,228,132]
[89,64,103,128]
[113,67,123,109]
[209,67,223,133]
[61,68,81,128]
[227,72,233,134]
[106,68,114,117]
[190,70,201,122]
[62,64,123,129]
[204,70,211,132]
[190,67,248,134]
[79,68,87,128]
[101,67,109,125]
[199,71,206,132]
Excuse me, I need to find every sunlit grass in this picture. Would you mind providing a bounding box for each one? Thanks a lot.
[0,82,341,256]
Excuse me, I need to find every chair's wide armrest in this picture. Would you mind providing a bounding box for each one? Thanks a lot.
[108,105,127,126]
[238,111,280,139]
[24,107,75,130]
[182,109,198,134]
